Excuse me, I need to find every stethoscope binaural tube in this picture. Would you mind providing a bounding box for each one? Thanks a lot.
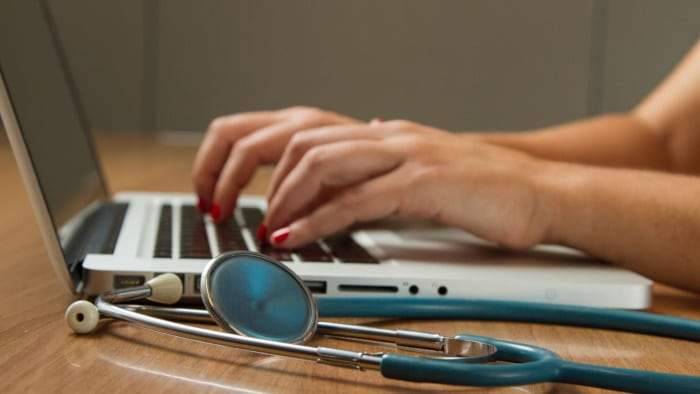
[66,251,497,369]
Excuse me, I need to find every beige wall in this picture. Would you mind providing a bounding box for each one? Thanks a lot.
[601,0,700,112]
[49,0,700,133]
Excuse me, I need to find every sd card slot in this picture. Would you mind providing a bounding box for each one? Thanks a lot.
[338,284,398,293]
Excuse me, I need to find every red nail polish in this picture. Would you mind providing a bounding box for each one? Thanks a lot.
[271,227,290,244]
[210,204,221,221]
[197,197,208,213]
[256,224,268,242]
[370,117,384,125]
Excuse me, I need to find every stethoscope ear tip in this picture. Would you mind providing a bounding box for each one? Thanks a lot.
[65,300,100,334]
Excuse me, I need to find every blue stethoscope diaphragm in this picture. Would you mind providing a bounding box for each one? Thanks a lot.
[200,251,318,344]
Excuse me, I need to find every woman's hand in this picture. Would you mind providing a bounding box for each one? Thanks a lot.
[263,119,554,249]
[192,106,359,221]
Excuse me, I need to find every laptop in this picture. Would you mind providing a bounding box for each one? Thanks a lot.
[0,0,652,309]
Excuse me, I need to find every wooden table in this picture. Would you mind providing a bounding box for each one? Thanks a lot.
[1,132,699,393]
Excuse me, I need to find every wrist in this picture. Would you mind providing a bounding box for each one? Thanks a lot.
[531,160,591,246]
[470,150,563,249]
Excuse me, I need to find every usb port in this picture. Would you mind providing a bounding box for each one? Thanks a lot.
[113,275,145,289]
[304,280,327,294]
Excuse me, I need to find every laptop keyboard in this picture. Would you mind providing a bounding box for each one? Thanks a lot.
[154,204,378,264]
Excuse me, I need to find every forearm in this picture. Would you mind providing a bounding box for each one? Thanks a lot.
[538,161,700,293]
[470,113,673,171]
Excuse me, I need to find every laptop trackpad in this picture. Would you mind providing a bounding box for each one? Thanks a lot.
[357,219,598,266]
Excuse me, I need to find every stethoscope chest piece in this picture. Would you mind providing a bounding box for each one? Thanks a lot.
[200,251,318,344]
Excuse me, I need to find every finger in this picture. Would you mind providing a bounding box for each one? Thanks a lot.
[210,119,309,222]
[269,171,403,248]
[192,111,280,209]
[267,123,393,200]
[265,140,402,232]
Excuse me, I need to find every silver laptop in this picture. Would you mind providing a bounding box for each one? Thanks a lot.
[0,0,652,309]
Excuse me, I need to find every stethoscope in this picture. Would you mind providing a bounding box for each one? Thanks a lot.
[66,251,700,393]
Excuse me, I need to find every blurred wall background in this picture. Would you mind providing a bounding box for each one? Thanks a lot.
[48,0,700,134]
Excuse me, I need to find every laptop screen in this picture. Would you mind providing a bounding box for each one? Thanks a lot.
[0,1,108,244]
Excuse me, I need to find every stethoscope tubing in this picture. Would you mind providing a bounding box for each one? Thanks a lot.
[317,298,700,342]
[381,335,700,393]
[118,300,700,392]
[319,298,700,391]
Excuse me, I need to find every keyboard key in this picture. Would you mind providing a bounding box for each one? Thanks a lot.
[241,206,296,261]
[180,205,211,259]
[215,218,248,252]
[296,242,333,262]
[241,207,264,231]
[324,233,378,263]
[154,205,172,258]
[259,243,293,261]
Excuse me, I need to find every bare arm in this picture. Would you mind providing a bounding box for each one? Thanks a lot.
[538,162,700,293]
[477,39,700,292]
[475,39,700,174]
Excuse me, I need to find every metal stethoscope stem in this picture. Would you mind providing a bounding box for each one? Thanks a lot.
[99,297,385,371]
[68,273,496,372]
[122,303,494,357]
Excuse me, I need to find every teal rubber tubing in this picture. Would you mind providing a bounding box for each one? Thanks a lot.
[556,359,700,393]
[316,298,700,341]
[380,335,700,392]
[380,335,562,387]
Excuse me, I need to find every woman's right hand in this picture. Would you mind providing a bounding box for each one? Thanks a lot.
[262,119,553,250]
[192,106,360,222]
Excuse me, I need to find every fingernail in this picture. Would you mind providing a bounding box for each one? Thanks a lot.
[271,227,290,245]
[197,197,208,213]
[370,117,384,125]
[256,224,268,242]
[210,204,221,221]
